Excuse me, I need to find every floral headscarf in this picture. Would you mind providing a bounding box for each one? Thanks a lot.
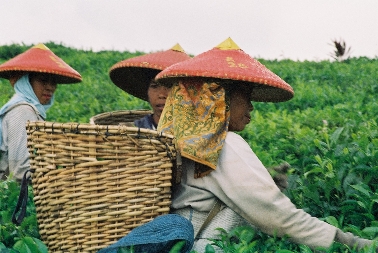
[157,79,229,178]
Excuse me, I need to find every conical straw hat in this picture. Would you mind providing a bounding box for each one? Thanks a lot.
[0,43,82,84]
[155,38,294,102]
[109,44,191,101]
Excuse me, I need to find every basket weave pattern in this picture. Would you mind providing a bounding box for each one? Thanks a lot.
[27,121,175,252]
[89,109,152,125]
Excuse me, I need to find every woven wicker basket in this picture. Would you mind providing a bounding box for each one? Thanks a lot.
[89,109,152,125]
[27,121,176,253]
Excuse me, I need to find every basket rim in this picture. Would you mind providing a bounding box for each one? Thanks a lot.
[89,109,153,124]
[26,121,174,139]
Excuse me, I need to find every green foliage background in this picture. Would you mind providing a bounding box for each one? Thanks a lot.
[1,42,378,252]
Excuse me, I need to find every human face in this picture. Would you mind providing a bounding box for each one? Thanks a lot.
[29,74,57,104]
[147,81,171,125]
[228,88,254,132]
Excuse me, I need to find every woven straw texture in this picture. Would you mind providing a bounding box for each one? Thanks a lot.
[89,110,152,125]
[27,121,176,252]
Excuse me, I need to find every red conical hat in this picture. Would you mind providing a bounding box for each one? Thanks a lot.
[155,38,294,102]
[0,43,82,84]
[109,43,191,101]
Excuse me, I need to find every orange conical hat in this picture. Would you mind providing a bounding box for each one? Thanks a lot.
[155,38,294,102]
[0,43,82,84]
[109,43,191,101]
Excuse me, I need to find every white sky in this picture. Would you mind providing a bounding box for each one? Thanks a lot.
[1,0,378,61]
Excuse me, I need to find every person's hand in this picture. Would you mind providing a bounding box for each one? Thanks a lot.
[267,162,290,192]
[334,228,377,252]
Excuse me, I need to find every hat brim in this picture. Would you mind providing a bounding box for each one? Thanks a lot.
[109,67,160,101]
[0,70,81,84]
[158,76,293,102]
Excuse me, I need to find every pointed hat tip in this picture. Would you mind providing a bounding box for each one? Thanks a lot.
[33,43,50,50]
[171,43,185,53]
[215,37,241,50]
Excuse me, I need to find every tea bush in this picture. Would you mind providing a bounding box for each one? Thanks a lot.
[1,43,378,252]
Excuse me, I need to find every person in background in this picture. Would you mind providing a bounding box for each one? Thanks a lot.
[0,43,82,181]
[155,38,377,252]
[108,44,191,130]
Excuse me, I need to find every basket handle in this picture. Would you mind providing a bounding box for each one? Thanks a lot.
[12,169,34,225]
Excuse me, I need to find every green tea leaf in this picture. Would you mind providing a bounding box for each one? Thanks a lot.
[13,237,47,253]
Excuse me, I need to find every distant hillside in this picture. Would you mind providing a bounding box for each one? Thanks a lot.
[1,43,377,125]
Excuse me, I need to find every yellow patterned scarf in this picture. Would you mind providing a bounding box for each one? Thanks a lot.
[157,79,229,178]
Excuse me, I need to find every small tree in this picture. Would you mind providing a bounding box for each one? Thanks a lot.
[329,38,352,62]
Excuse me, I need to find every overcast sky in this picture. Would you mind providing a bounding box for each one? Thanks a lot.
[1,0,378,61]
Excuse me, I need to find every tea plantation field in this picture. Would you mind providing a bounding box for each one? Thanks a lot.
[1,43,378,252]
